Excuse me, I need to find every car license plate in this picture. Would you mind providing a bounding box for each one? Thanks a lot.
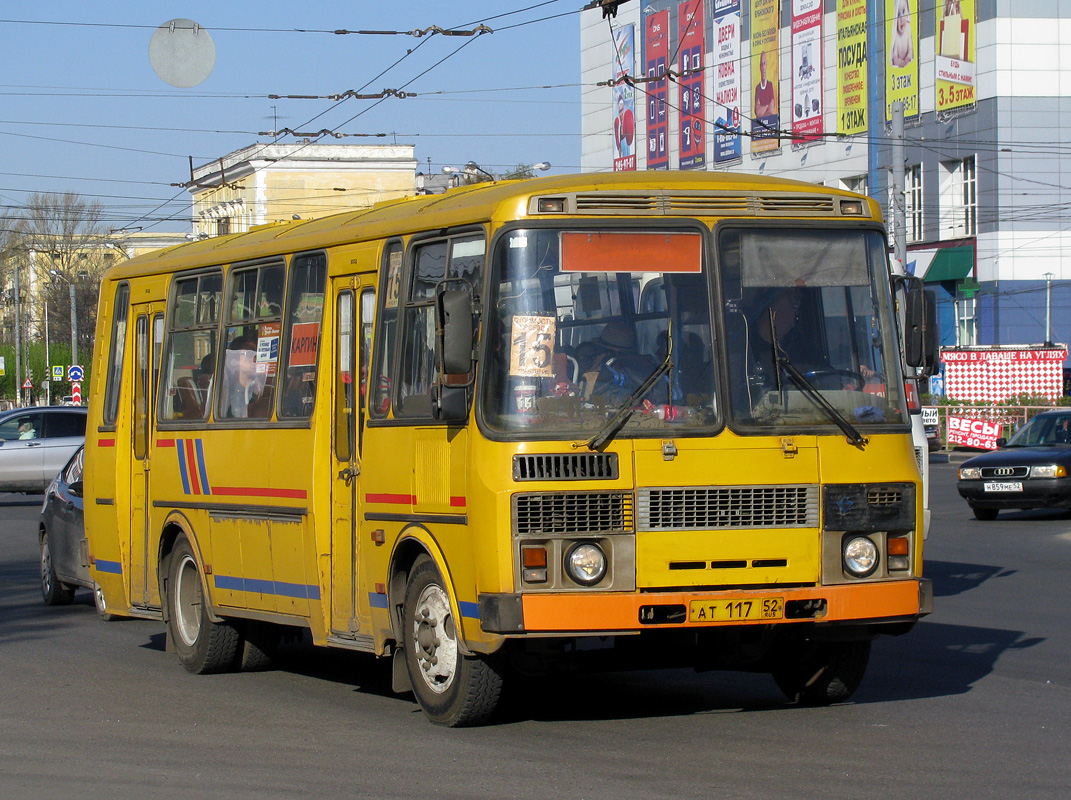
[983,481,1023,492]
[689,597,784,623]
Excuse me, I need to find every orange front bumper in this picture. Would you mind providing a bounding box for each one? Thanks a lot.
[519,580,923,633]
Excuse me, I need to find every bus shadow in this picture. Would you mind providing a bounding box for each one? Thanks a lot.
[926,558,1016,597]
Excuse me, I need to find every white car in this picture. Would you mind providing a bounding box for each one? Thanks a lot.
[0,407,88,492]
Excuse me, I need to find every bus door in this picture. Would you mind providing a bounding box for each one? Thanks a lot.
[329,279,376,636]
[129,307,165,608]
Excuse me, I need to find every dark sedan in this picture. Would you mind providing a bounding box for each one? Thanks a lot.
[957,409,1071,520]
[39,446,115,618]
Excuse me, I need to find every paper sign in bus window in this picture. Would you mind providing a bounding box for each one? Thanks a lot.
[290,321,320,367]
[509,315,556,377]
[257,322,281,376]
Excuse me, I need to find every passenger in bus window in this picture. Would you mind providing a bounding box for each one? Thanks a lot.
[732,288,802,413]
[221,334,264,418]
[581,319,659,404]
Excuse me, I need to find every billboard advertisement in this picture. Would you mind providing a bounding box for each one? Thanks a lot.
[713,0,742,163]
[644,9,670,170]
[836,0,868,135]
[611,24,637,172]
[750,0,781,153]
[885,0,919,121]
[677,0,706,169]
[791,0,824,143]
[935,0,976,112]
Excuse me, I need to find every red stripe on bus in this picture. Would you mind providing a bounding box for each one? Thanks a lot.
[212,487,308,499]
[97,438,116,447]
[450,496,467,507]
[365,493,415,505]
[156,439,176,447]
[184,439,201,495]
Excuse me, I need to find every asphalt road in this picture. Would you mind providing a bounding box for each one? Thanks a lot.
[2,463,1070,799]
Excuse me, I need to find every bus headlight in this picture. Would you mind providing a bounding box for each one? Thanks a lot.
[843,535,879,578]
[959,467,981,480]
[565,543,607,586]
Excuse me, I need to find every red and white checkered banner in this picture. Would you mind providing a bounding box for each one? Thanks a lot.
[941,346,1067,403]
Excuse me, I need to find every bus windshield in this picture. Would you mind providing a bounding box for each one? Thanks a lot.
[720,227,906,430]
[482,227,717,437]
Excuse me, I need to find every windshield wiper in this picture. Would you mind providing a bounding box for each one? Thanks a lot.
[768,313,868,449]
[578,324,674,452]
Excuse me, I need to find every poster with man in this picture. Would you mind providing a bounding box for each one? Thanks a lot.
[751,0,781,153]
[935,0,975,112]
[612,24,637,172]
[791,0,823,143]
[885,0,919,121]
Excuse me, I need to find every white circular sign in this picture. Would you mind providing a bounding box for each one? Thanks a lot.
[149,19,216,88]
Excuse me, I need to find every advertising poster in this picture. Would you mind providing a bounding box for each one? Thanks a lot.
[935,0,976,112]
[791,0,824,143]
[611,24,637,172]
[677,0,706,169]
[644,9,670,170]
[947,415,1002,450]
[836,0,868,135]
[750,0,781,153]
[713,0,742,163]
[885,0,919,122]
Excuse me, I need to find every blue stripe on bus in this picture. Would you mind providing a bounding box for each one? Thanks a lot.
[213,575,321,600]
[458,601,480,619]
[176,439,192,495]
[369,592,389,609]
[195,438,211,495]
[94,559,123,575]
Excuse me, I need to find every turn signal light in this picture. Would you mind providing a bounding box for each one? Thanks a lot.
[522,546,548,583]
[887,537,909,556]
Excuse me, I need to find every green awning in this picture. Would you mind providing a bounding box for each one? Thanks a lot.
[923,245,974,282]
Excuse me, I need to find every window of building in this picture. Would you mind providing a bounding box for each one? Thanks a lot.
[906,165,923,243]
[842,175,868,196]
[940,156,977,238]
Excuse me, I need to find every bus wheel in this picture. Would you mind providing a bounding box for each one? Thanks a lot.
[40,532,75,606]
[402,555,504,727]
[166,536,240,675]
[237,621,281,671]
[772,640,871,706]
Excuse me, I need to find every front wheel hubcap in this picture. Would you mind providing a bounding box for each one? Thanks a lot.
[412,584,457,694]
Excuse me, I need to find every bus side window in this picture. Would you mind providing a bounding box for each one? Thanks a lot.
[160,272,220,422]
[370,241,403,419]
[219,262,285,420]
[279,252,327,418]
[102,282,130,426]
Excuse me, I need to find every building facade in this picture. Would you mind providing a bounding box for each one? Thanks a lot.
[189,143,419,238]
[580,0,1071,380]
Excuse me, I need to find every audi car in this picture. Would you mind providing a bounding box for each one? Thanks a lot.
[957,409,1071,520]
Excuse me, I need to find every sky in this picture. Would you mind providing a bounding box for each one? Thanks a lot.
[0,1,582,233]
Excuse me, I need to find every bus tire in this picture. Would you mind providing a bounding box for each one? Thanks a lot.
[237,621,281,671]
[402,555,503,727]
[772,639,871,706]
[40,532,75,606]
[166,536,239,675]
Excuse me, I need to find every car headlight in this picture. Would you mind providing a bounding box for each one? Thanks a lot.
[843,535,879,578]
[564,542,607,586]
[959,467,981,480]
[1030,465,1067,478]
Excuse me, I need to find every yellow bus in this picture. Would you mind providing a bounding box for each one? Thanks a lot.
[84,171,934,726]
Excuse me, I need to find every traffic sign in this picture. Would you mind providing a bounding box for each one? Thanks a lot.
[22,378,32,389]
[52,365,64,381]
[72,382,82,405]
[67,365,84,382]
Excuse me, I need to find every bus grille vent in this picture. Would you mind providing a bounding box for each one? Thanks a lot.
[512,491,634,535]
[867,488,903,506]
[637,485,819,531]
[557,192,840,217]
[513,453,618,481]
[758,195,837,215]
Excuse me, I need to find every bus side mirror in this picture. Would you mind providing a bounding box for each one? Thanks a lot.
[434,282,476,421]
[905,283,939,377]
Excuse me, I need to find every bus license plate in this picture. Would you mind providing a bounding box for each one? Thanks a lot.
[984,481,1022,492]
[689,597,784,623]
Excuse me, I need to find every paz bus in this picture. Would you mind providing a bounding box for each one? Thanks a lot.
[84,171,935,726]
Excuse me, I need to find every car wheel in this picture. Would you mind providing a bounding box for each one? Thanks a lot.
[40,532,75,606]
[165,535,240,674]
[402,555,504,727]
[773,640,871,705]
[971,505,999,521]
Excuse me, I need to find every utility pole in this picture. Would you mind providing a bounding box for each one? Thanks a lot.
[891,101,907,268]
[13,259,22,406]
[1044,272,1054,346]
[69,278,78,367]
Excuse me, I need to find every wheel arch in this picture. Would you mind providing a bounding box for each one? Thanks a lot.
[157,511,224,624]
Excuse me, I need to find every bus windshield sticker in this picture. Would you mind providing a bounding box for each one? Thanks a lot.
[560,231,701,273]
[509,314,556,377]
[257,322,281,376]
[290,321,320,367]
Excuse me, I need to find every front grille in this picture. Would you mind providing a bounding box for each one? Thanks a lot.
[980,466,1029,479]
[538,191,849,217]
[638,485,819,531]
[513,453,618,481]
[513,491,634,536]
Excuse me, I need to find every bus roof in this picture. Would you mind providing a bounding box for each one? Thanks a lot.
[104,170,880,281]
